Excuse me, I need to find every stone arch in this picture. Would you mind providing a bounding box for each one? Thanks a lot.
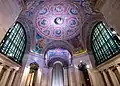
[48,57,69,67]
[82,13,107,52]
[17,17,35,53]
[42,40,74,56]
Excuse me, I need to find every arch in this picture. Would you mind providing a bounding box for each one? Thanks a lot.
[54,61,63,66]
[0,22,27,64]
[82,13,106,51]
[17,17,35,54]
[91,21,120,65]
[48,57,69,67]
[42,40,73,57]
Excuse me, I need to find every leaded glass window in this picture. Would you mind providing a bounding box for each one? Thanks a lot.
[91,22,120,65]
[0,22,27,64]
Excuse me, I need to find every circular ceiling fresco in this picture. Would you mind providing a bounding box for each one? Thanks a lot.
[33,1,85,40]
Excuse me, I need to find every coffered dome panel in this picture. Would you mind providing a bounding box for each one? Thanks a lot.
[33,1,85,40]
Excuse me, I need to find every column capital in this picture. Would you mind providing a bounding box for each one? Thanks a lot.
[9,67,20,71]
[103,68,109,72]
[107,68,112,72]
[0,63,5,66]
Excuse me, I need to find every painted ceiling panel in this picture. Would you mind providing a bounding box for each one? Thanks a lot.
[18,0,101,55]
[33,1,85,40]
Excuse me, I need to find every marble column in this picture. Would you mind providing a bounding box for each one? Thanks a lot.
[0,67,11,86]
[97,71,106,86]
[68,67,74,86]
[88,69,106,86]
[7,69,17,86]
[26,73,32,86]
[48,68,52,86]
[64,68,68,86]
[87,69,96,86]
[74,67,80,86]
[41,72,44,86]
[108,69,120,86]
[46,69,49,86]
[41,68,48,86]
[35,68,42,86]
[30,73,35,86]
[102,71,111,86]
[20,66,30,86]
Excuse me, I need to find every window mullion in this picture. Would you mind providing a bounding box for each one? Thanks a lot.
[97,26,113,55]
[91,22,120,65]
[103,23,120,50]
[6,23,21,57]
[14,31,25,61]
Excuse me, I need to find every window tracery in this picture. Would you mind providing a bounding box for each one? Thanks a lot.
[91,22,120,65]
[0,22,27,64]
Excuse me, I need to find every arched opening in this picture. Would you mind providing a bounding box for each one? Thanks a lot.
[0,22,27,64]
[52,62,64,86]
[91,21,120,65]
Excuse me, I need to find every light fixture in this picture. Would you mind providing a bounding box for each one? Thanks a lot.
[80,60,83,63]
[86,64,90,69]
[112,31,117,34]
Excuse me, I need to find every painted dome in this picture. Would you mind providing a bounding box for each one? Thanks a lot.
[33,1,85,40]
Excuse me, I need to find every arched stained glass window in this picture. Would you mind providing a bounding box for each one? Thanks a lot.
[91,22,120,65]
[0,22,27,64]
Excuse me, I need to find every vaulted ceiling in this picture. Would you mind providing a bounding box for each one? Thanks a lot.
[16,0,104,56]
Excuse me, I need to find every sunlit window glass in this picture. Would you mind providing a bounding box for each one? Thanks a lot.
[91,22,120,65]
[0,22,27,64]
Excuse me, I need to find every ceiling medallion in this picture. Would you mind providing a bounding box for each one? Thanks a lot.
[54,17,64,25]
[70,7,78,15]
[55,5,64,12]
[34,1,85,40]
[39,8,48,15]
[67,17,79,27]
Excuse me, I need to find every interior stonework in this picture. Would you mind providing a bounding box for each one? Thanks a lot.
[0,0,120,86]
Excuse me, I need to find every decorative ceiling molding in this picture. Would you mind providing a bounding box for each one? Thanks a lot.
[17,17,35,53]
[33,1,85,40]
[81,13,105,52]
[17,0,105,55]
[42,40,74,56]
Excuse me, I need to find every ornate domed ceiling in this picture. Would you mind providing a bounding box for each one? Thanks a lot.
[18,0,102,55]
[33,1,85,40]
